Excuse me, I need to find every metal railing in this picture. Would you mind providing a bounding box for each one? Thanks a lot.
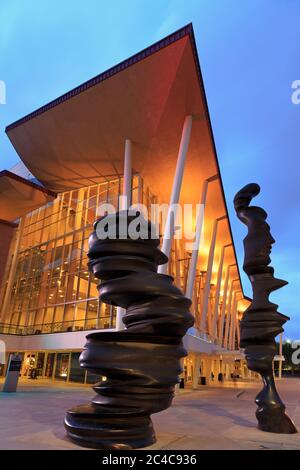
[188,327,222,346]
[0,317,114,336]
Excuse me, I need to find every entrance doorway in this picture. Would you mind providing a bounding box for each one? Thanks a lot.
[21,353,36,377]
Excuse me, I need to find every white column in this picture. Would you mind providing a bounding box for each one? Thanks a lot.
[185,174,218,300]
[235,297,242,349]
[185,180,208,299]
[174,238,181,288]
[116,139,132,331]
[236,309,241,346]
[192,355,201,389]
[279,332,283,379]
[223,279,236,348]
[200,215,226,333]
[211,244,231,339]
[158,115,193,274]
[230,291,242,350]
[218,263,235,342]
[229,293,237,350]
[0,217,25,323]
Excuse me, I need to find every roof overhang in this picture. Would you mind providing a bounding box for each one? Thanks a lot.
[0,170,56,222]
[4,23,244,294]
[6,24,217,202]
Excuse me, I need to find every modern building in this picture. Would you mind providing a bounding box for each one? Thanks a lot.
[0,24,250,387]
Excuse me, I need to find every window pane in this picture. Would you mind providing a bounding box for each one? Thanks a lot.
[69,352,86,383]
[54,353,69,381]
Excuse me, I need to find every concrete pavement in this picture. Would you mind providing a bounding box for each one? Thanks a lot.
[0,377,299,450]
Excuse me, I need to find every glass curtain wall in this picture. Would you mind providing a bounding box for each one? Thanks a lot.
[1,172,215,338]
[4,175,153,334]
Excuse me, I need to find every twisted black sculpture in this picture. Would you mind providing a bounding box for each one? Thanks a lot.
[65,211,194,448]
[234,183,297,433]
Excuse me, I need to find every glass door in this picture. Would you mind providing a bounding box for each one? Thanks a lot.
[54,353,70,381]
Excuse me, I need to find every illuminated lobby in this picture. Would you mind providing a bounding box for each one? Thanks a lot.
[0,24,250,387]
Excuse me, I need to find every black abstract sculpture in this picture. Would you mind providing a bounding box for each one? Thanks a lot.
[234,183,297,434]
[65,211,194,449]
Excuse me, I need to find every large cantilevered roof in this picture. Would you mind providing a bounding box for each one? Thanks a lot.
[6,24,218,202]
[0,170,56,221]
[4,23,245,297]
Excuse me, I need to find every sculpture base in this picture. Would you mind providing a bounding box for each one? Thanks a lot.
[256,406,297,434]
[65,404,156,449]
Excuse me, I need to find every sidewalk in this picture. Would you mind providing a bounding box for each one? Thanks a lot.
[0,377,299,450]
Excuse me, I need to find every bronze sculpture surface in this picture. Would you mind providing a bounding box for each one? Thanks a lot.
[65,211,194,448]
[234,183,297,434]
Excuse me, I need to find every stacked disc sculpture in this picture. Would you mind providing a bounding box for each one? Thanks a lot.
[234,183,297,433]
[65,211,194,448]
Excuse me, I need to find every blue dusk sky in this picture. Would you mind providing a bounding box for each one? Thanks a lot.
[0,1,299,338]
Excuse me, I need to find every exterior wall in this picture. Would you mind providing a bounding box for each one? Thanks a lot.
[0,220,17,289]
[0,329,113,351]
[0,177,148,333]
[0,331,249,387]
[0,330,221,354]
[181,352,249,388]
[0,29,253,386]
[0,175,246,363]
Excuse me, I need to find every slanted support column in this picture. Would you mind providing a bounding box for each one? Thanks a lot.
[203,357,213,384]
[174,238,181,288]
[185,180,207,299]
[278,333,283,379]
[158,115,193,274]
[236,309,241,346]
[218,263,235,342]
[229,292,238,350]
[230,290,242,350]
[116,139,132,331]
[223,279,239,348]
[185,175,218,301]
[223,281,234,349]
[235,295,243,349]
[200,215,226,334]
[211,244,232,339]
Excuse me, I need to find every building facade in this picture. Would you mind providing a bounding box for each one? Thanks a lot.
[0,24,250,386]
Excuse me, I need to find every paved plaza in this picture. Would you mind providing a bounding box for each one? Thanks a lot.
[0,377,299,450]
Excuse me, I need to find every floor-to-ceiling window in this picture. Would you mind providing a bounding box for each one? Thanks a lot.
[3,175,162,334]
[3,178,130,332]
[0,172,230,341]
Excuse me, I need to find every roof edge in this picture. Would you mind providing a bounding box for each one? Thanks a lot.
[0,218,18,228]
[0,170,57,198]
[5,23,193,133]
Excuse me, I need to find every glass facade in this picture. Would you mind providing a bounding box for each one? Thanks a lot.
[0,349,248,385]
[2,175,156,334]
[55,353,70,381]
[0,173,239,345]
